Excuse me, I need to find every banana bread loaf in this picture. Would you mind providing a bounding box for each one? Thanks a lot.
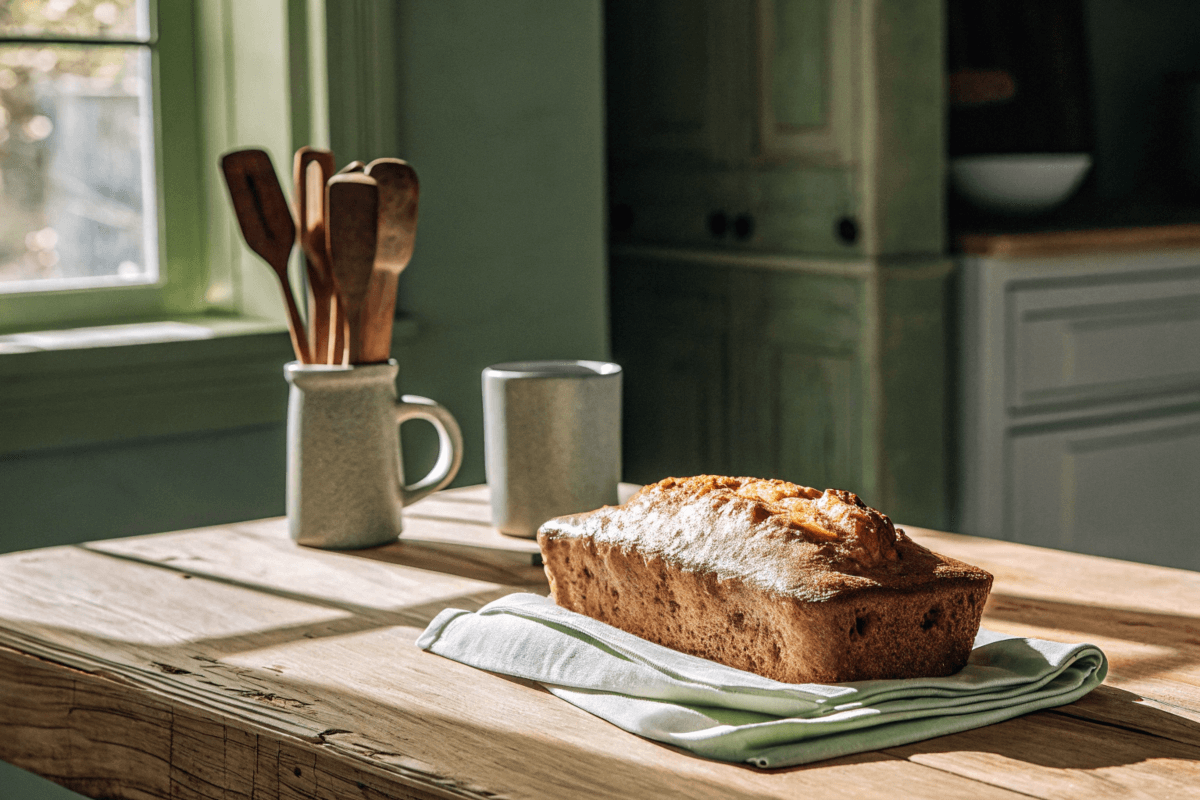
[537,476,993,684]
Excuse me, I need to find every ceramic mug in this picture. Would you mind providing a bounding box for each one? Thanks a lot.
[483,360,622,538]
[285,360,463,549]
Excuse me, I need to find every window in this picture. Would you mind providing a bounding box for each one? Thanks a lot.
[0,0,336,455]
[0,0,156,291]
[0,0,207,333]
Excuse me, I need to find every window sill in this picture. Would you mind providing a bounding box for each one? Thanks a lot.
[0,314,420,458]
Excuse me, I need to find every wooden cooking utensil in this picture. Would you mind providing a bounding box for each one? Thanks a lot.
[359,158,419,364]
[294,147,338,363]
[325,173,379,365]
[338,160,366,174]
[220,149,311,364]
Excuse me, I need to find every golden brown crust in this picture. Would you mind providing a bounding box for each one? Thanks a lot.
[537,475,994,683]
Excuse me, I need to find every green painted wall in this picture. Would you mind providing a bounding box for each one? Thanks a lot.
[387,0,610,486]
[0,0,607,552]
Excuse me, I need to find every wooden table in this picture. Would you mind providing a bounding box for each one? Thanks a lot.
[2,485,1200,799]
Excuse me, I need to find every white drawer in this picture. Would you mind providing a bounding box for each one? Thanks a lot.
[1008,406,1200,569]
[1007,265,1200,410]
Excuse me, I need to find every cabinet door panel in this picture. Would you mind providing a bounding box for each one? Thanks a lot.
[729,269,866,494]
[1009,409,1200,570]
[758,0,859,163]
[1010,266,1200,409]
[754,269,861,347]
[767,347,863,490]
[769,0,828,128]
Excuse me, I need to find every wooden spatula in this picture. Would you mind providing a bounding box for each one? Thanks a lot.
[220,149,310,364]
[338,160,366,174]
[294,147,338,363]
[325,173,379,365]
[359,158,419,364]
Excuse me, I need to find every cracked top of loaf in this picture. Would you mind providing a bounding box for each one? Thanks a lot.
[537,475,991,601]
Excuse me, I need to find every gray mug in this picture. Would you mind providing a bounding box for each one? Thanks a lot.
[285,360,463,549]
[483,360,622,538]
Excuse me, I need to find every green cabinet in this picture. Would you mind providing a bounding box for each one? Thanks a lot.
[608,0,949,526]
[606,0,859,167]
[726,268,868,491]
[607,0,944,258]
[612,251,950,527]
[612,255,870,493]
[612,257,870,493]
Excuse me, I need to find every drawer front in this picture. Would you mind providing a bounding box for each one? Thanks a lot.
[1007,406,1200,570]
[1008,265,1200,410]
[609,165,861,256]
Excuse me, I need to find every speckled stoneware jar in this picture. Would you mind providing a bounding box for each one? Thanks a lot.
[483,360,622,538]
[285,360,463,549]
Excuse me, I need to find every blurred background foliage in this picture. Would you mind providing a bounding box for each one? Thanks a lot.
[0,0,147,285]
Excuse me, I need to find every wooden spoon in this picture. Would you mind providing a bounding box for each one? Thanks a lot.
[359,158,419,364]
[293,147,338,363]
[325,173,379,365]
[220,149,310,364]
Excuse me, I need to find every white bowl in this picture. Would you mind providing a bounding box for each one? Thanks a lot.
[950,153,1092,216]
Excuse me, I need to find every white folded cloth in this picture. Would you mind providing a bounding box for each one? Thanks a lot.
[417,593,1107,768]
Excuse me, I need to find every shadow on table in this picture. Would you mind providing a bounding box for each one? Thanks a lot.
[55,541,542,658]
[873,689,1200,770]
[352,538,546,584]
[983,591,1200,681]
[747,686,1200,779]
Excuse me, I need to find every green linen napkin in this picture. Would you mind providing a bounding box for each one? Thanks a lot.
[416,593,1107,768]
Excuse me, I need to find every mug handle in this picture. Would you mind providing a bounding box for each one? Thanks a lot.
[394,395,464,506]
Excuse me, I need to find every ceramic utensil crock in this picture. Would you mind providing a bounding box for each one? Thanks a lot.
[286,360,462,548]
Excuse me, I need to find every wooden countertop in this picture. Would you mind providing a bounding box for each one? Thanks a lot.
[957,222,1200,258]
[2,485,1199,798]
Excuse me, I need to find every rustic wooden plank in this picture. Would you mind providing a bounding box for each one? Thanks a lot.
[884,710,1200,799]
[395,515,544,566]
[1049,685,1200,751]
[0,635,1033,800]
[0,524,1039,799]
[89,517,549,597]
[401,490,542,563]
[904,527,1200,616]
[0,646,459,800]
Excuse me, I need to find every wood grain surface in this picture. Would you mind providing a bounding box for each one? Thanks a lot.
[957,223,1200,258]
[1,491,1198,799]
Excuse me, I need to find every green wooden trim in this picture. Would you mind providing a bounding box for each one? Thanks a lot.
[287,0,313,151]
[157,0,209,317]
[0,0,332,333]
[324,0,399,163]
[0,314,419,457]
[0,319,293,458]
[862,0,945,257]
[193,0,327,322]
[0,0,210,333]
[876,265,950,529]
[0,35,154,45]
[193,0,239,314]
